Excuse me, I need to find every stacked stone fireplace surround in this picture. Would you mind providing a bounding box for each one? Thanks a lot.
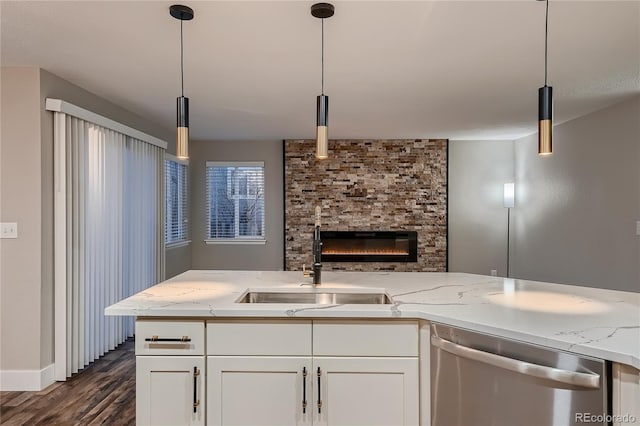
[284,139,447,272]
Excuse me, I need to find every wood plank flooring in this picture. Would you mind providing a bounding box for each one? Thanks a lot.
[1,338,135,426]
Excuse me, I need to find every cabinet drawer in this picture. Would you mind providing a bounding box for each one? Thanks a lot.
[207,320,311,356]
[313,320,419,357]
[136,320,205,356]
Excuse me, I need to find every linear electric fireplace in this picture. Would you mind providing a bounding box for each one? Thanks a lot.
[320,231,418,263]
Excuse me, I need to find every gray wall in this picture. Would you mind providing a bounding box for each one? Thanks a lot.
[448,140,515,276]
[166,244,191,278]
[512,96,640,292]
[190,140,284,270]
[1,67,178,373]
[1,68,44,371]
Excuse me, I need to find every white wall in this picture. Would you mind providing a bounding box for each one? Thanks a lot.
[190,140,284,270]
[512,96,640,292]
[448,140,515,276]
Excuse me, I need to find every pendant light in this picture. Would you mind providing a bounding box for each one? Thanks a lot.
[538,0,552,156]
[311,3,334,160]
[170,4,194,160]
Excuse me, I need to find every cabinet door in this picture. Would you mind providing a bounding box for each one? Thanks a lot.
[314,357,419,426]
[613,363,640,426]
[207,356,313,426]
[136,356,205,426]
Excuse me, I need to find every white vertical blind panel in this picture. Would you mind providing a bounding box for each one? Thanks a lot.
[54,112,67,381]
[54,112,164,380]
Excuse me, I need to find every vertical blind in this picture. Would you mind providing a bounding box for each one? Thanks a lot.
[165,159,189,244]
[206,162,265,240]
[53,111,164,380]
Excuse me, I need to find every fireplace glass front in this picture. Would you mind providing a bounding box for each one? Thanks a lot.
[320,231,418,262]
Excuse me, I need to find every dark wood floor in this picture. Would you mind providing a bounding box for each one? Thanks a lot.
[1,338,135,426]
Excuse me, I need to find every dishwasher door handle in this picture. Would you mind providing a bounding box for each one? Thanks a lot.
[431,335,600,389]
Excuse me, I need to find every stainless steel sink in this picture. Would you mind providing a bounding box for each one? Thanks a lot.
[236,291,392,304]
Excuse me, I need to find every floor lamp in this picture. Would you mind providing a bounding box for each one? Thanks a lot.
[503,183,515,277]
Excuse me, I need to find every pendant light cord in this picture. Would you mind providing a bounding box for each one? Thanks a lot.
[321,18,324,95]
[180,19,185,97]
[544,0,549,86]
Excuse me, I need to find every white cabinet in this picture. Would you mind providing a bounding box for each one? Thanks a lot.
[207,356,312,426]
[312,320,420,426]
[207,320,313,426]
[137,319,420,426]
[314,357,419,426]
[136,320,205,426]
[205,319,419,426]
[612,363,640,426]
[206,356,419,426]
[136,356,205,426]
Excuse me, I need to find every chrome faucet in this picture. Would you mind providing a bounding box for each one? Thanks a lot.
[303,207,323,286]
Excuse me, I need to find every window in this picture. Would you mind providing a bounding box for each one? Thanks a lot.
[206,162,265,242]
[165,157,189,246]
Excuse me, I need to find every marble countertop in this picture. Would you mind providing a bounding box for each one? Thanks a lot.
[105,270,640,369]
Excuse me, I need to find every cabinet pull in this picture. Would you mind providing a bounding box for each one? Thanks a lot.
[317,367,322,414]
[302,367,307,414]
[193,367,200,413]
[145,335,191,342]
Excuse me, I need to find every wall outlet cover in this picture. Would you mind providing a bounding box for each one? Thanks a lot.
[490,269,498,277]
[636,221,640,236]
[0,222,18,239]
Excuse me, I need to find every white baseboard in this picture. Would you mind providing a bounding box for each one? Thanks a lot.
[0,364,56,391]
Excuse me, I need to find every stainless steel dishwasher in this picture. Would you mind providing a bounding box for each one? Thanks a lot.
[431,323,609,426]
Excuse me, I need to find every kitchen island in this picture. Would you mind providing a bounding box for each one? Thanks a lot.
[106,270,640,425]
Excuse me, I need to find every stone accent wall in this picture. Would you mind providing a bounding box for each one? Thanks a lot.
[285,139,447,272]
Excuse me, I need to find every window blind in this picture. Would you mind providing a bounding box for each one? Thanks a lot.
[165,159,189,244]
[52,111,164,381]
[206,162,265,240]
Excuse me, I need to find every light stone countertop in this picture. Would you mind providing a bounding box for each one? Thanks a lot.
[105,270,640,369]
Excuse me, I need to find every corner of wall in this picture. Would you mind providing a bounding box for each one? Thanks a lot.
[0,67,44,372]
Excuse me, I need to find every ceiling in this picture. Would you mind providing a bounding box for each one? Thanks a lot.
[2,1,639,141]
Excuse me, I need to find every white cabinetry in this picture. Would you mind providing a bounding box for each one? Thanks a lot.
[136,319,420,426]
[137,356,205,426]
[312,320,420,426]
[205,319,419,426]
[207,356,312,426]
[613,363,640,425]
[136,320,205,426]
[314,356,419,426]
[206,320,313,426]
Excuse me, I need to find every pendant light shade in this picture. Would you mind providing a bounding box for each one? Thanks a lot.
[316,95,328,159]
[170,4,194,160]
[177,95,189,159]
[538,85,552,155]
[537,0,553,156]
[311,3,334,160]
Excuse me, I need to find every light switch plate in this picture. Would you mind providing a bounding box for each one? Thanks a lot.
[636,221,640,236]
[1,222,18,239]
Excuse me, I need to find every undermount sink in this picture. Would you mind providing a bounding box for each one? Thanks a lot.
[236,290,393,305]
